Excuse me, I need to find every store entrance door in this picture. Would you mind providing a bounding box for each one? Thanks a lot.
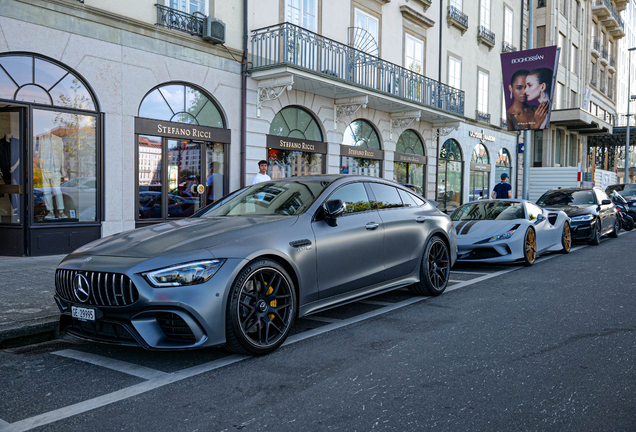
[0,107,26,256]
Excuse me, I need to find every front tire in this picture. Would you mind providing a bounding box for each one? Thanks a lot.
[409,236,450,296]
[225,259,296,356]
[522,227,537,266]
[587,220,601,245]
[560,222,572,254]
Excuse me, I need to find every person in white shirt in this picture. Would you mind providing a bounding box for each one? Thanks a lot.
[251,160,271,185]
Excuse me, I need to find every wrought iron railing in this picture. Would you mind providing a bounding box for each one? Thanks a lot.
[447,6,468,28]
[610,55,616,68]
[478,26,495,45]
[600,45,608,60]
[476,110,490,123]
[593,0,611,10]
[608,86,614,100]
[156,4,204,37]
[592,37,600,52]
[501,118,507,128]
[250,23,465,115]
[600,81,606,94]
[502,41,517,53]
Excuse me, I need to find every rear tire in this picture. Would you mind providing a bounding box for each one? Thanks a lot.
[522,227,536,266]
[587,220,602,245]
[409,236,450,296]
[560,222,571,254]
[609,217,620,238]
[622,215,635,231]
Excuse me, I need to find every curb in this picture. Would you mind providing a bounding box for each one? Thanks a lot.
[0,315,60,349]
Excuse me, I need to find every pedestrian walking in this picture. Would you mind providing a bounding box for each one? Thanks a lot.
[492,173,512,199]
[251,160,271,185]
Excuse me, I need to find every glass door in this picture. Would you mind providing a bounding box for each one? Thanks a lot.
[167,140,202,218]
[0,107,25,255]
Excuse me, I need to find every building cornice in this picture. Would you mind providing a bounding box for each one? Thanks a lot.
[399,5,435,28]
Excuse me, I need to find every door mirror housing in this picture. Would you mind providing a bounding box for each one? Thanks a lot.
[601,199,612,205]
[535,213,547,224]
[323,199,346,226]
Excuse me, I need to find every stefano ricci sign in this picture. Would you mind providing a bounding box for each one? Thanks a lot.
[266,135,327,154]
[339,145,384,160]
[135,117,231,143]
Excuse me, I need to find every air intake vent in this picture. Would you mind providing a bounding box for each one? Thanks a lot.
[156,313,196,342]
[203,17,225,44]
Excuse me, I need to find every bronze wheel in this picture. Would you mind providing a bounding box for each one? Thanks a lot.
[523,228,536,266]
[561,222,571,254]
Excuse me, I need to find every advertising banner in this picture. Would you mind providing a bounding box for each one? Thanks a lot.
[501,46,560,131]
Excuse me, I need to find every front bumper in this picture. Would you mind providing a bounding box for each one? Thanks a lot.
[570,219,597,241]
[54,257,246,350]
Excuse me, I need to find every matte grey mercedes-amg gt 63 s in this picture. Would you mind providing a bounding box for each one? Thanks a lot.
[55,175,457,355]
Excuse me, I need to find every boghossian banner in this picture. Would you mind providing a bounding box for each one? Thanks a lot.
[501,46,560,131]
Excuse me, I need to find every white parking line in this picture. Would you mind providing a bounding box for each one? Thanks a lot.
[51,349,168,380]
[3,231,633,432]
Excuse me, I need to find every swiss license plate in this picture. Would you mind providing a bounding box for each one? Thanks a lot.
[72,306,95,322]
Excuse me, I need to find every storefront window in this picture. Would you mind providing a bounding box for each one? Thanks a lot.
[393,129,426,195]
[340,119,382,177]
[438,139,463,211]
[495,148,512,192]
[139,84,223,128]
[469,143,490,201]
[267,106,324,179]
[138,135,162,219]
[32,109,97,222]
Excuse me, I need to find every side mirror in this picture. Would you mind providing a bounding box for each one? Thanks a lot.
[601,199,612,205]
[535,213,547,224]
[323,199,346,227]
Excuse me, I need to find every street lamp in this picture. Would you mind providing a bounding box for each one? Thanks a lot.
[625,47,636,184]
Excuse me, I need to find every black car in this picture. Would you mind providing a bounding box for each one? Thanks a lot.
[605,183,636,220]
[536,187,619,245]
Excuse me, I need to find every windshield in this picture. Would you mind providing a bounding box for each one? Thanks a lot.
[451,201,525,221]
[194,180,329,217]
[537,190,596,206]
[607,184,636,196]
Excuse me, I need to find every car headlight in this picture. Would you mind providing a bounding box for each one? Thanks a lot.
[489,229,517,242]
[144,260,225,287]
[570,215,594,222]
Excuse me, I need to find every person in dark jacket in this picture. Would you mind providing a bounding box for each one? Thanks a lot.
[492,173,512,199]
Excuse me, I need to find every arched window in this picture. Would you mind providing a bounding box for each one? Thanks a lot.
[139,83,224,128]
[471,143,490,164]
[267,106,324,178]
[340,119,382,177]
[0,54,97,110]
[394,130,426,195]
[396,129,425,155]
[438,139,463,211]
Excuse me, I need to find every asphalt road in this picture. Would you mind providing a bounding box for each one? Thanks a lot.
[1,232,635,432]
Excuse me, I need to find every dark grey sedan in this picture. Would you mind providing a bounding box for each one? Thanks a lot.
[54,175,457,355]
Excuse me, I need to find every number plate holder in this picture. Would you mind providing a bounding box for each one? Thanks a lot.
[72,306,96,322]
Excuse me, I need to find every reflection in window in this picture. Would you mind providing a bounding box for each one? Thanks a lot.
[138,135,163,220]
[330,182,371,214]
[342,120,381,149]
[369,183,403,209]
[438,139,463,211]
[138,84,224,128]
[340,157,381,177]
[0,54,96,110]
[32,109,97,223]
[396,130,425,155]
[471,143,490,164]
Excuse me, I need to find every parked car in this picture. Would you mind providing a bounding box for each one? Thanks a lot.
[450,199,571,266]
[605,183,636,220]
[536,187,619,245]
[55,175,457,355]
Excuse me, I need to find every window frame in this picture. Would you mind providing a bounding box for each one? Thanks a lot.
[404,33,424,74]
[168,0,208,15]
[504,6,514,44]
[285,0,318,32]
[353,7,380,53]
[477,70,489,114]
[480,0,491,30]
[448,56,462,89]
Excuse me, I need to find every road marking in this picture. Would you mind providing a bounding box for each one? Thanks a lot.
[0,420,9,428]
[357,300,393,306]
[51,349,168,380]
[303,316,340,323]
[3,231,633,432]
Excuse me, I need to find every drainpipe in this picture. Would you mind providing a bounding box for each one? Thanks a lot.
[438,1,443,81]
[240,0,248,188]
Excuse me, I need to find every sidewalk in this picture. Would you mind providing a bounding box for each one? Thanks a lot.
[0,254,65,348]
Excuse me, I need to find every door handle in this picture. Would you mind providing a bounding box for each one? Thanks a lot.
[365,222,380,230]
[416,216,427,223]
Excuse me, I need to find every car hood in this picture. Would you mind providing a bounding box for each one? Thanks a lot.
[70,216,297,258]
[541,204,595,217]
[455,219,522,242]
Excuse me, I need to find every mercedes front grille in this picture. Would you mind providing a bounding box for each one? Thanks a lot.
[55,269,139,306]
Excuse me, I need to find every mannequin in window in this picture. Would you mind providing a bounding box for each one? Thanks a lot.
[37,132,66,220]
[0,133,20,221]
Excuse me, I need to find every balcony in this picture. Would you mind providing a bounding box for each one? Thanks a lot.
[615,0,629,12]
[477,26,495,50]
[601,4,620,30]
[592,0,611,20]
[600,46,609,66]
[447,6,468,34]
[502,41,517,53]
[156,4,204,37]
[591,37,600,58]
[249,23,465,118]
[608,55,616,73]
[550,108,613,134]
[609,16,625,39]
[476,110,491,123]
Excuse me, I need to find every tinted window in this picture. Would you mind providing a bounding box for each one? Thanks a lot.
[329,182,371,215]
[369,183,403,209]
[526,203,542,221]
[451,201,525,221]
[399,189,418,207]
[537,190,596,206]
[608,184,636,196]
[410,193,426,206]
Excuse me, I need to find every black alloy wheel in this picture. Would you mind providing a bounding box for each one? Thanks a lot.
[409,236,450,296]
[608,217,620,238]
[226,259,295,355]
[587,219,602,246]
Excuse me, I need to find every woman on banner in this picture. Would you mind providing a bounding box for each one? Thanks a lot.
[520,67,552,129]
[506,69,530,131]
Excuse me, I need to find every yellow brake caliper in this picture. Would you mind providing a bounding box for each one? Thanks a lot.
[266,285,276,321]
